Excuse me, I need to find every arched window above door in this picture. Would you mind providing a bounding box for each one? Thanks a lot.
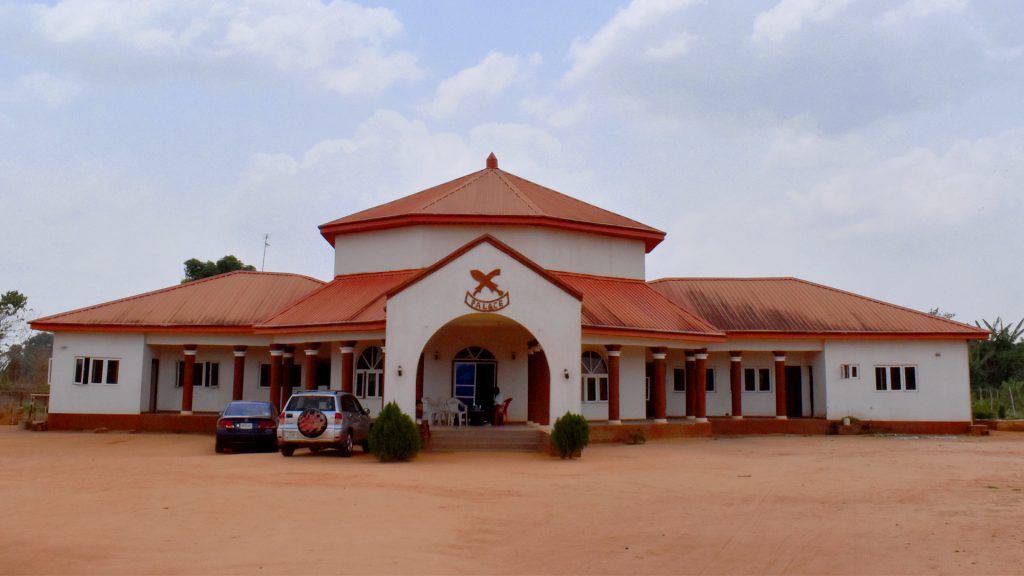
[357,346,382,370]
[454,346,495,361]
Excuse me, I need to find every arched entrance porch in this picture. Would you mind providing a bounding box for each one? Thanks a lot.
[416,313,550,425]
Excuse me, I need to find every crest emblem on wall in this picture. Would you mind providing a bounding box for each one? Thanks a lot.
[465,268,510,312]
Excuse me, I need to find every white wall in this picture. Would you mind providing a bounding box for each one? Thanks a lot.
[334,225,646,279]
[618,346,648,420]
[810,351,827,417]
[50,332,146,414]
[139,344,155,413]
[384,240,582,420]
[621,349,821,419]
[823,340,971,421]
[150,345,283,412]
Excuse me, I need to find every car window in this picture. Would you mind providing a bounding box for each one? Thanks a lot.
[350,396,366,414]
[223,402,273,418]
[286,396,337,412]
[341,396,357,413]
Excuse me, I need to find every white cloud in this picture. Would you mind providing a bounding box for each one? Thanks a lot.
[751,0,854,47]
[8,71,81,106]
[317,50,422,97]
[878,0,967,28]
[234,110,595,229]
[781,128,1024,236]
[564,0,702,84]
[28,0,421,96]
[420,52,540,119]
[645,33,695,60]
[520,94,592,128]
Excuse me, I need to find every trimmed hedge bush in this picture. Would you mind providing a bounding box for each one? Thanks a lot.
[551,412,589,459]
[368,401,421,462]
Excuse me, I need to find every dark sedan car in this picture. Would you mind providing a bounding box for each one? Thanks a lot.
[215,400,278,453]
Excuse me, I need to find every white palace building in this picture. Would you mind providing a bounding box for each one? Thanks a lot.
[33,154,987,436]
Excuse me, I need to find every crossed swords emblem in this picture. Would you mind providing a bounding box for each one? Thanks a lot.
[470,268,504,297]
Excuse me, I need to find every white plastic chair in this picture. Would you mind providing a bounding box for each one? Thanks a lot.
[446,398,468,426]
[421,397,436,425]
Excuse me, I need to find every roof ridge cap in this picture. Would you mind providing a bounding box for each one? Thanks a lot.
[500,171,663,233]
[256,278,337,325]
[493,169,542,215]
[32,270,252,324]
[640,282,726,336]
[651,276,985,334]
[332,268,423,280]
[551,271,724,335]
[649,277,795,283]
[551,270,646,283]
[237,270,326,284]
[786,277,988,333]
[418,169,490,212]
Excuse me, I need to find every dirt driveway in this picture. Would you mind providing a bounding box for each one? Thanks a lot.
[1,426,1022,575]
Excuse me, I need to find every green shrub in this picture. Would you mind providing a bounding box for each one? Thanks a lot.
[551,412,589,459]
[972,401,995,420]
[368,401,421,462]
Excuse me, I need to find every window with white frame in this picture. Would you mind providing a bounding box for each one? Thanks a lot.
[874,365,917,391]
[355,346,383,398]
[74,357,120,385]
[581,351,609,403]
[841,364,860,379]
[258,363,271,388]
[704,368,716,392]
[175,361,219,388]
[743,368,771,392]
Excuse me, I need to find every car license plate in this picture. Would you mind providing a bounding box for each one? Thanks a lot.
[239,423,253,430]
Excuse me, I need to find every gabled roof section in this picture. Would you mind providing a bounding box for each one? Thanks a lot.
[318,155,666,252]
[650,277,989,339]
[553,272,725,341]
[256,270,419,333]
[385,234,583,301]
[31,272,325,333]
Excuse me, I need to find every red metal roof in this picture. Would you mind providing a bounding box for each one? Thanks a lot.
[256,270,418,332]
[257,259,727,340]
[649,278,988,339]
[318,156,666,252]
[31,272,325,333]
[553,272,724,341]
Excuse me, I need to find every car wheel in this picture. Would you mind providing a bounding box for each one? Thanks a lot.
[215,439,225,454]
[338,431,353,457]
[280,446,295,457]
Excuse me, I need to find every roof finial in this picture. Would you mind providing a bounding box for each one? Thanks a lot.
[486,152,498,169]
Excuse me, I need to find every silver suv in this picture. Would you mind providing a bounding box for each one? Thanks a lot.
[277,391,372,457]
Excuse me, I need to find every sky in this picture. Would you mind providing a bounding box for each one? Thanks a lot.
[1,0,1022,330]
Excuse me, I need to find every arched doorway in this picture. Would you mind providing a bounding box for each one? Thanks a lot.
[453,346,497,418]
[416,313,550,424]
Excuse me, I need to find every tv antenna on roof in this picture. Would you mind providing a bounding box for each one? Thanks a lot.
[261,233,271,272]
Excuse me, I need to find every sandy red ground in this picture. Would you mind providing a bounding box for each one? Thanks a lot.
[1,426,1022,575]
